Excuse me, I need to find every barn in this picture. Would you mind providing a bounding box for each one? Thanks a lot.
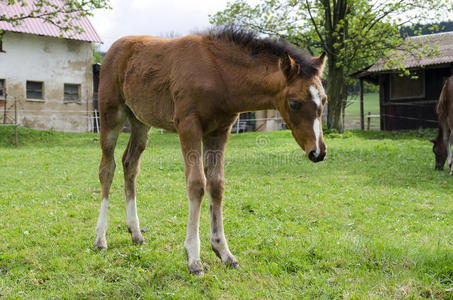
[0,0,102,132]
[351,32,453,131]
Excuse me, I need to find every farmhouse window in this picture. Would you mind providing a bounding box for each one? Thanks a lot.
[390,71,425,100]
[26,81,44,100]
[0,79,5,98]
[64,84,80,102]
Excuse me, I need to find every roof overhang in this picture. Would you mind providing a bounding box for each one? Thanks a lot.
[349,32,453,84]
[0,0,103,43]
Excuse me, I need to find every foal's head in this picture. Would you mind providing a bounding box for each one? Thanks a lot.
[277,53,327,162]
[429,134,447,170]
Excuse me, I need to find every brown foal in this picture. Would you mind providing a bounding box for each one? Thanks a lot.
[95,28,327,276]
[430,76,453,172]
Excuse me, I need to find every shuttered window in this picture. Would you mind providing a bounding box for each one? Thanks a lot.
[390,71,425,100]
[26,81,44,100]
[64,84,80,102]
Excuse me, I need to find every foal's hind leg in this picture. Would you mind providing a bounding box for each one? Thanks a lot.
[95,105,126,250]
[122,113,150,245]
[203,130,239,269]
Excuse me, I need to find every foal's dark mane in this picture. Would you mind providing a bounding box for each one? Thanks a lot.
[203,26,320,78]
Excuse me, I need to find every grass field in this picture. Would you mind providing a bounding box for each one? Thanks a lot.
[345,93,380,130]
[0,126,452,298]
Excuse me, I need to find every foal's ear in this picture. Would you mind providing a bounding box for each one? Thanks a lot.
[313,52,327,76]
[280,54,300,81]
[428,137,436,144]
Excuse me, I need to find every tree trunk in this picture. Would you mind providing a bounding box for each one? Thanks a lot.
[321,0,348,133]
[326,56,346,133]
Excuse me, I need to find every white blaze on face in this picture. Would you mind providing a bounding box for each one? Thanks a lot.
[310,85,322,156]
[309,85,322,108]
[313,118,321,156]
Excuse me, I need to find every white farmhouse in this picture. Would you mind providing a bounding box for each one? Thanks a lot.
[0,0,102,132]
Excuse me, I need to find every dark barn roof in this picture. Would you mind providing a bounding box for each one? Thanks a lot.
[351,32,453,82]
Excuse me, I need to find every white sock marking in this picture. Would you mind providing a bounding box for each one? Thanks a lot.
[310,85,321,107]
[96,199,108,237]
[126,198,140,232]
[185,199,202,264]
[313,118,320,156]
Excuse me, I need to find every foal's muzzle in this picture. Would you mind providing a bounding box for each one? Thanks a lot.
[308,150,326,163]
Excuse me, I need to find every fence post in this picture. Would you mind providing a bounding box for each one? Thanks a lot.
[360,78,364,130]
[3,93,7,124]
[94,109,100,133]
[236,114,240,134]
[14,99,18,148]
[367,112,371,130]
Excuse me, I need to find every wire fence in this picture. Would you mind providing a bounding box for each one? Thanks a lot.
[0,96,440,135]
[343,112,440,130]
[0,95,100,134]
[0,97,19,147]
[344,94,440,130]
[1,109,433,133]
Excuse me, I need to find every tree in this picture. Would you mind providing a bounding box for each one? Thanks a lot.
[0,0,110,36]
[92,43,104,63]
[210,0,453,131]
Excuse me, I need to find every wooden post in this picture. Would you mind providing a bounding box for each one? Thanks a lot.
[94,109,100,133]
[3,92,6,124]
[360,78,364,130]
[367,112,371,130]
[379,75,385,131]
[14,99,18,148]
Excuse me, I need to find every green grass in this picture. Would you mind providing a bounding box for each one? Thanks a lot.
[345,93,380,130]
[0,126,452,298]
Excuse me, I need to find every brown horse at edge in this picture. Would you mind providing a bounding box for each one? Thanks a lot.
[95,28,327,275]
[430,76,453,173]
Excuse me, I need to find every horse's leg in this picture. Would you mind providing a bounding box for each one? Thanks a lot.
[203,130,239,268]
[177,115,206,276]
[122,112,150,245]
[95,103,126,250]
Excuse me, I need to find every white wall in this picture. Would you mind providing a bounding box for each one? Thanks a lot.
[0,32,94,132]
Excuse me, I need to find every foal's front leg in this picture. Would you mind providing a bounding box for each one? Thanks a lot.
[203,131,239,269]
[177,116,206,276]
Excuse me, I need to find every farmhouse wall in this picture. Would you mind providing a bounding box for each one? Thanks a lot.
[0,32,93,132]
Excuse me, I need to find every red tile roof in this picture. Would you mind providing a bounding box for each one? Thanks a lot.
[0,0,102,43]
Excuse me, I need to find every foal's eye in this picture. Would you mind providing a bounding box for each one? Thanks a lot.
[289,101,302,111]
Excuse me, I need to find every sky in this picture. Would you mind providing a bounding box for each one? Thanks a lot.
[90,0,237,51]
